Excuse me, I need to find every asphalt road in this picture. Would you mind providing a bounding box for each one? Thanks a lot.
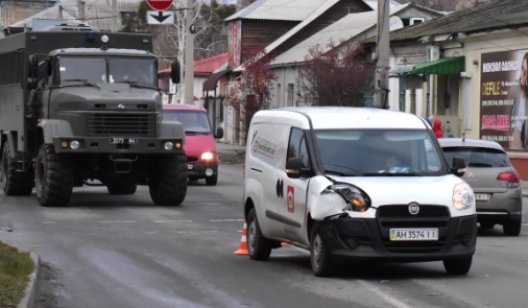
[1,163,528,308]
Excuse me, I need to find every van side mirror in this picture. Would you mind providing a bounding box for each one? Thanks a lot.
[286,157,304,178]
[451,157,466,177]
[171,61,181,84]
[215,127,224,139]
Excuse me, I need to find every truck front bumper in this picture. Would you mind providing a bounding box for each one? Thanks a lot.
[52,137,184,154]
[319,214,477,262]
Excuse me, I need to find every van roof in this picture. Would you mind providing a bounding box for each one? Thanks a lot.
[162,104,206,112]
[254,107,427,130]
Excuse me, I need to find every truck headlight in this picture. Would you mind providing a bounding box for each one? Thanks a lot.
[453,182,475,211]
[163,141,174,151]
[69,140,80,150]
[200,151,214,161]
[323,183,371,212]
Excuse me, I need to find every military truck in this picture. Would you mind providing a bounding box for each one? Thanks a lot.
[0,26,187,206]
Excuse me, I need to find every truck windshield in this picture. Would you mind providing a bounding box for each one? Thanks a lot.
[58,56,156,88]
[59,57,106,84]
[163,110,212,134]
[314,129,446,176]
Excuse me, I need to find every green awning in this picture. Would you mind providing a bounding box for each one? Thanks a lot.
[392,56,465,76]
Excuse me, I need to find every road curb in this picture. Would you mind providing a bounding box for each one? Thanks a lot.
[17,252,40,308]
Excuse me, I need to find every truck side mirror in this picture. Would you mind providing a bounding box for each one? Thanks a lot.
[451,157,466,177]
[215,127,224,139]
[171,61,181,84]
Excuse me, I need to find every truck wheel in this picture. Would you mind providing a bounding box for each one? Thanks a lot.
[443,256,472,275]
[107,180,137,195]
[503,219,522,236]
[310,223,333,277]
[205,174,218,186]
[34,144,73,207]
[148,153,187,205]
[1,143,33,195]
[247,208,272,260]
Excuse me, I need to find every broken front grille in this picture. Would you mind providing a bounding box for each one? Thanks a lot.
[86,113,157,137]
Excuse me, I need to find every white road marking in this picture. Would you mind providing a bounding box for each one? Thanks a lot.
[43,221,56,224]
[357,280,411,308]
[153,219,193,223]
[209,219,244,222]
[176,230,219,234]
[98,220,137,224]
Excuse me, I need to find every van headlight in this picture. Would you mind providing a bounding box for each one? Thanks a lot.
[453,182,475,211]
[323,183,371,212]
[200,151,214,161]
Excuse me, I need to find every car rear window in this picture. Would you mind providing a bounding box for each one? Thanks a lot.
[442,147,510,168]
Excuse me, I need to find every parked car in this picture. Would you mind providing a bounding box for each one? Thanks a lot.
[439,138,522,236]
[244,107,476,276]
[162,104,223,185]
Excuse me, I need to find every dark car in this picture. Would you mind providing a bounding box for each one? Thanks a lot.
[439,138,522,236]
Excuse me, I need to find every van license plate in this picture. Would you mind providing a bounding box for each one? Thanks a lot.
[475,193,490,201]
[109,138,138,144]
[389,228,438,241]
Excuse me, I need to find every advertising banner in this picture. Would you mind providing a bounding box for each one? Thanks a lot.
[481,50,528,150]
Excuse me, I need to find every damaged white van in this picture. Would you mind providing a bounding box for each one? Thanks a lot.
[243,107,477,276]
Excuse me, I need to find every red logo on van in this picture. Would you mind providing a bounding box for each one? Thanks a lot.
[287,186,294,213]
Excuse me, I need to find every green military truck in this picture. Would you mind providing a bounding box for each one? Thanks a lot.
[0,26,187,206]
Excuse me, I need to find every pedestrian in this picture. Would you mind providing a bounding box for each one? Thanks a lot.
[432,116,443,138]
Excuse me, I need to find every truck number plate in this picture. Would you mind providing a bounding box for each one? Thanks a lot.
[109,138,138,145]
[389,228,438,241]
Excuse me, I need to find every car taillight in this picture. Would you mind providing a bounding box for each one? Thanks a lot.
[497,172,520,184]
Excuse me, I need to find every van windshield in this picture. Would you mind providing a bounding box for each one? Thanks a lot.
[163,110,212,134]
[314,129,447,176]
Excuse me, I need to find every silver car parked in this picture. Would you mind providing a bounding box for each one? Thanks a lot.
[439,138,522,236]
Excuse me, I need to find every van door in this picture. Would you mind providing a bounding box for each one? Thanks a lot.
[247,122,290,239]
[282,127,311,244]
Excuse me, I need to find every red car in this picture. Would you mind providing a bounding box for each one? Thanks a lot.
[162,104,223,185]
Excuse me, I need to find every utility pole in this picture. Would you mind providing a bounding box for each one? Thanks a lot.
[183,0,194,104]
[374,0,390,108]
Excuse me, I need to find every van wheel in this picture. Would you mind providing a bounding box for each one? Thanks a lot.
[310,223,333,277]
[149,153,187,205]
[503,220,522,236]
[205,174,217,186]
[443,256,472,275]
[247,208,272,260]
[1,143,33,195]
[34,144,73,207]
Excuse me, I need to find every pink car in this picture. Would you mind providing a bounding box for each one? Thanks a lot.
[162,104,223,185]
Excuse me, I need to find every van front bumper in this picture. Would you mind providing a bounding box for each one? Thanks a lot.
[186,162,218,178]
[319,214,477,262]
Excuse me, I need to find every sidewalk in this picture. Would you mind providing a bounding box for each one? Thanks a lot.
[217,142,246,164]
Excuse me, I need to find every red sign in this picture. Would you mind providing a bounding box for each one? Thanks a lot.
[146,0,173,11]
[287,186,295,213]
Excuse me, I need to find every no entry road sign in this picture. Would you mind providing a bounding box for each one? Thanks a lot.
[146,0,173,11]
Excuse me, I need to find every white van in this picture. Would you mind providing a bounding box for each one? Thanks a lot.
[243,107,477,276]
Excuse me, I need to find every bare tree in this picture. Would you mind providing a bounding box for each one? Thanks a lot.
[297,43,374,107]
[228,51,276,143]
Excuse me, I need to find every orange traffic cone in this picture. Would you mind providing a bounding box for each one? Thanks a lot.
[234,222,248,256]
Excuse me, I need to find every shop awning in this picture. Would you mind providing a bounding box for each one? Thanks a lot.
[203,69,231,92]
[393,56,465,76]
